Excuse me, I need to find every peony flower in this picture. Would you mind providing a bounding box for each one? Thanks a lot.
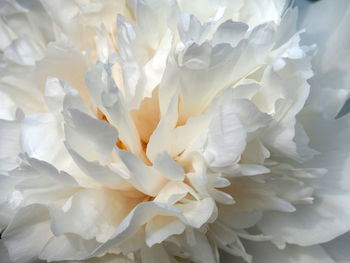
[0,0,349,262]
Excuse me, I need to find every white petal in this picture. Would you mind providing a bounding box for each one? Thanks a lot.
[85,62,110,109]
[226,178,296,213]
[204,105,247,168]
[20,112,82,177]
[2,204,52,263]
[118,150,167,196]
[239,0,286,27]
[259,111,350,247]
[221,241,335,263]
[13,157,79,206]
[212,20,248,46]
[92,202,182,255]
[241,138,270,165]
[140,244,172,263]
[21,112,94,187]
[252,242,334,263]
[26,157,78,186]
[0,174,22,229]
[0,17,16,51]
[257,62,311,161]
[0,65,46,114]
[100,77,142,156]
[177,41,245,120]
[209,189,235,205]
[177,0,226,23]
[39,233,100,262]
[0,240,11,263]
[259,192,350,248]
[178,14,204,44]
[0,118,21,159]
[0,91,17,120]
[64,108,118,162]
[187,231,218,263]
[145,216,185,247]
[211,96,272,140]
[219,210,262,230]
[73,254,135,263]
[297,0,350,118]
[186,153,209,194]
[322,232,350,263]
[44,77,90,116]
[155,181,198,205]
[153,151,185,181]
[230,80,261,100]
[61,80,90,114]
[146,96,178,162]
[170,112,212,158]
[66,146,130,190]
[176,197,216,228]
[130,88,160,144]
[37,39,90,104]
[230,100,272,136]
[50,188,136,243]
[3,37,43,65]
[142,29,173,98]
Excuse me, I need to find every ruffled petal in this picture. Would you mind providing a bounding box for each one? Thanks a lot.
[259,112,350,247]
[92,202,182,255]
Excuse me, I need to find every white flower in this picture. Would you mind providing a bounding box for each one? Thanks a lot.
[0,0,350,262]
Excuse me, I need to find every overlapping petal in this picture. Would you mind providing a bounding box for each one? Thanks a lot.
[0,0,349,263]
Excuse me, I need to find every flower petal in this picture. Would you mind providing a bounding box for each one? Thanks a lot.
[39,233,100,262]
[118,150,167,196]
[297,0,350,118]
[0,240,11,263]
[259,112,350,247]
[50,188,137,243]
[0,118,21,159]
[66,146,130,190]
[92,202,182,256]
[37,39,90,104]
[154,181,198,205]
[153,151,185,181]
[204,105,247,168]
[220,241,335,263]
[145,216,186,247]
[2,204,52,263]
[140,244,172,263]
[64,108,118,162]
[322,232,350,263]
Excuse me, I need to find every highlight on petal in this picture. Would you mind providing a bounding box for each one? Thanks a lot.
[203,104,247,168]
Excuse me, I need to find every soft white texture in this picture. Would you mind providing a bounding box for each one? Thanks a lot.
[0,0,350,263]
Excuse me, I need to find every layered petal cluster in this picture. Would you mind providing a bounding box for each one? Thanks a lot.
[0,0,350,262]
